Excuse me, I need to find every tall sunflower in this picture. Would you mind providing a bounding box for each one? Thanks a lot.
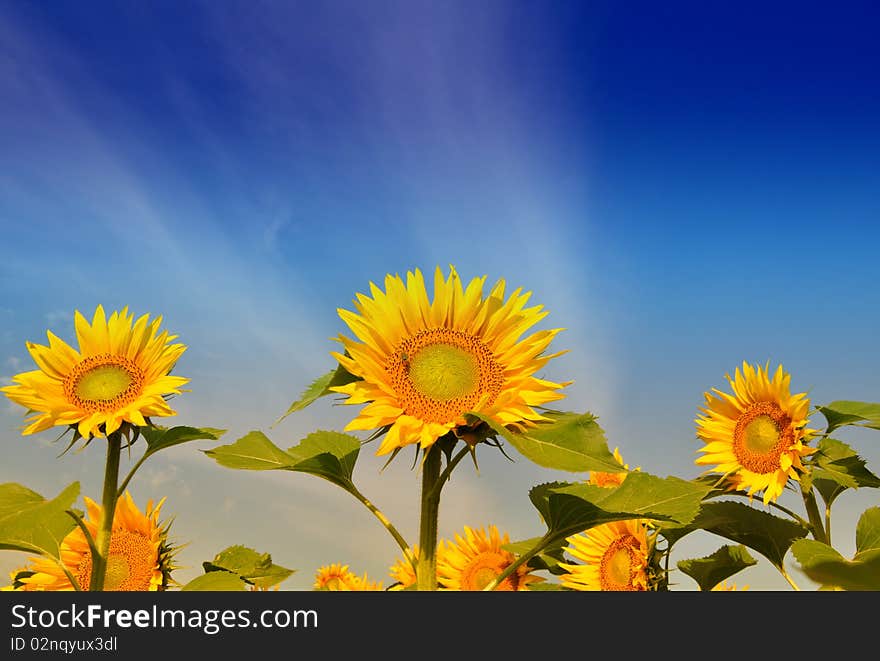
[1,305,188,440]
[436,524,543,591]
[10,491,175,591]
[330,266,570,455]
[695,361,815,504]
[559,519,650,591]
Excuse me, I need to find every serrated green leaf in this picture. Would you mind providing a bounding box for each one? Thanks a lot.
[0,484,45,520]
[287,431,360,483]
[202,544,295,590]
[204,431,299,470]
[140,425,227,461]
[543,472,711,546]
[855,507,880,559]
[276,364,360,424]
[204,430,361,493]
[811,438,880,508]
[676,545,757,591]
[528,482,572,525]
[663,500,808,569]
[818,401,880,434]
[0,482,80,559]
[467,410,623,473]
[792,538,880,591]
[180,571,248,591]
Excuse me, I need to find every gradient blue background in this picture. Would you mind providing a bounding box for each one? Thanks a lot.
[2,0,878,591]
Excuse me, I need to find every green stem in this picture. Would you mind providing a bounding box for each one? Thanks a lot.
[89,432,122,591]
[429,446,470,500]
[825,501,832,547]
[117,453,149,499]
[416,444,443,591]
[483,534,548,591]
[780,566,801,591]
[801,484,828,544]
[767,500,813,531]
[349,485,415,569]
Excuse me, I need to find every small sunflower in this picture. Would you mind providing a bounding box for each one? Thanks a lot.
[11,491,175,591]
[313,563,364,591]
[388,545,418,590]
[588,447,634,488]
[711,580,749,591]
[695,361,816,504]
[436,524,543,591]
[1,305,188,440]
[330,266,570,455]
[559,519,650,591]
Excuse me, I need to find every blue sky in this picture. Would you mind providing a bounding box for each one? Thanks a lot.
[1,0,879,590]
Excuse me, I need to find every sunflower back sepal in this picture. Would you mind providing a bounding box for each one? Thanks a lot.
[466,410,622,473]
[676,544,757,591]
[0,482,80,559]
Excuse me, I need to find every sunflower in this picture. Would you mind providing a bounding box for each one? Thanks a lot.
[313,563,364,591]
[559,519,650,591]
[695,361,816,504]
[588,447,634,488]
[11,491,175,591]
[1,305,188,440]
[330,266,570,455]
[436,524,543,591]
[711,580,749,591]
[388,545,418,590]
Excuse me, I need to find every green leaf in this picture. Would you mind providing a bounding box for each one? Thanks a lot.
[528,482,571,525]
[180,571,248,591]
[855,506,880,559]
[276,364,360,424]
[503,537,567,573]
[818,401,880,434]
[662,500,808,569]
[792,538,880,591]
[541,472,711,547]
[467,410,623,473]
[204,431,299,470]
[811,438,880,508]
[204,430,361,492]
[0,482,80,559]
[139,425,227,461]
[286,431,360,484]
[202,545,295,590]
[526,582,568,591]
[676,545,757,591]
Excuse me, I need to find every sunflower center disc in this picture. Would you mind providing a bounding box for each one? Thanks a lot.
[76,365,133,402]
[64,354,145,413]
[733,402,794,474]
[743,415,779,453]
[104,555,131,590]
[462,551,515,591]
[603,545,633,589]
[408,343,478,401]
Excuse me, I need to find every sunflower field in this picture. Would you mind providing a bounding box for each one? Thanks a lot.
[2,266,879,592]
